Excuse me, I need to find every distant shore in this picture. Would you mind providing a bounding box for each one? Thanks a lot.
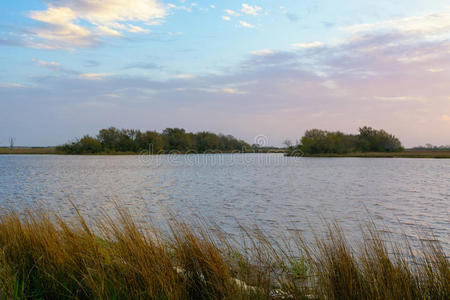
[0,147,58,155]
[301,150,450,159]
[2,147,450,158]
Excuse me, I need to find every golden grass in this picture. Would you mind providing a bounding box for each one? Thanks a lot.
[0,206,448,299]
[303,150,450,158]
[0,147,57,155]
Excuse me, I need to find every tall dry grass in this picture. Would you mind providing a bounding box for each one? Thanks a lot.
[0,206,448,299]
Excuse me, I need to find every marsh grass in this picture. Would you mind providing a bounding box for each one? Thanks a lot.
[0,206,448,299]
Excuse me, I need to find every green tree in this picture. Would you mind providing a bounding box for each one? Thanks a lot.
[162,128,190,151]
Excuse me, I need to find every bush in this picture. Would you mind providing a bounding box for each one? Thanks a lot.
[57,127,250,154]
[288,126,404,155]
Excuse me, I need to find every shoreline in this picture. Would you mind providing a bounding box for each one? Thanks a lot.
[2,148,450,158]
[300,150,450,159]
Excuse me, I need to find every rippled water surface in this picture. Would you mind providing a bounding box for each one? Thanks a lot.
[0,154,449,252]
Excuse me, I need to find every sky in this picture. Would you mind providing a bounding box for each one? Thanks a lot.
[1,0,450,147]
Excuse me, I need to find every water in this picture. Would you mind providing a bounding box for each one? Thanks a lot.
[0,154,449,252]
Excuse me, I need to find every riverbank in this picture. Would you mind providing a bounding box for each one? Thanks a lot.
[2,147,450,158]
[0,206,448,299]
[0,148,285,155]
[0,147,58,155]
[301,150,450,158]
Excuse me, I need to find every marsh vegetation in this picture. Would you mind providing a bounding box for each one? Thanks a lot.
[0,205,448,299]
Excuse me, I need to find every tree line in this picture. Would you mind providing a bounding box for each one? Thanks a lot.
[57,127,251,154]
[286,126,403,155]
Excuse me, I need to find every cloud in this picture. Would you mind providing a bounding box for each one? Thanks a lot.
[250,49,275,56]
[32,58,79,74]
[286,13,299,22]
[441,114,450,121]
[0,83,25,89]
[27,0,166,49]
[32,58,61,68]
[3,8,450,147]
[280,6,299,22]
[200,87,246,95]
[84,60,100,67]
[346,10,450,36]
[175,74,195,79]
[167,3,193,13]
[224,9,239,17]
[427,68,444,73]
[29,7,94,48]
[124,62,160,70]
[374,96,426,103]
[222,88,243,94]
[97,25,122,36]
[79,73,112,80]
[239,21,255,28]
[241,4,262,16]
[222,16,231,21]
[291,41,324,49]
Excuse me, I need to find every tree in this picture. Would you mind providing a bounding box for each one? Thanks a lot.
[136,131,165,153]
[358,126,403,152]
[162,128,190,151]
[78,135,102,153]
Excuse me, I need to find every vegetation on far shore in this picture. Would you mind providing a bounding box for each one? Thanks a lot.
[2,147,450,158]
[0,205,448,299]
[299,150,450,158]
[2,125,450,158]
[0,147,57,155]
[285,126,404,156]
[56,127,251,154]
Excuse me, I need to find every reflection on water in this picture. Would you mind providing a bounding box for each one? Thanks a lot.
[0,154,449,252]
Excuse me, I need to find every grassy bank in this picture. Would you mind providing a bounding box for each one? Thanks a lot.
[3,147,450,158]
[0,147,58,155]
[0,148,285,155]
[0,206,448,299]
[300,150,450,159]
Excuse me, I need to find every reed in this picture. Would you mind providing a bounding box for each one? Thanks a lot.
[0,206,448,299]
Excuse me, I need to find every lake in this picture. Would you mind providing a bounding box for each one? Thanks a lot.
[0,154,449,253]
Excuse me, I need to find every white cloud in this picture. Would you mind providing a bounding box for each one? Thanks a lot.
[200,87,246,94]
[427,68,444,73]
[346,10,450,36]
[222,88,245,94]
[250,49,275,56]
[28,0,166,48]
[224,9,239,16]
[210,5,215,9]
[29,7,93,48]
[241,4,262,16]
[291,41,324,48]
[167,3,192,13]
[239,20,255,28]
[222,16,231,21]
[175,74,195,79]
[79,73,112,80]
[0,83,25,88]
[126,24,150,33]
[97,25,122,36]
[32,58,61,67]
[68,0,165,23]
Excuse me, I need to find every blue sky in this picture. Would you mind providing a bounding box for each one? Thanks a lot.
[1,0,450,146]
